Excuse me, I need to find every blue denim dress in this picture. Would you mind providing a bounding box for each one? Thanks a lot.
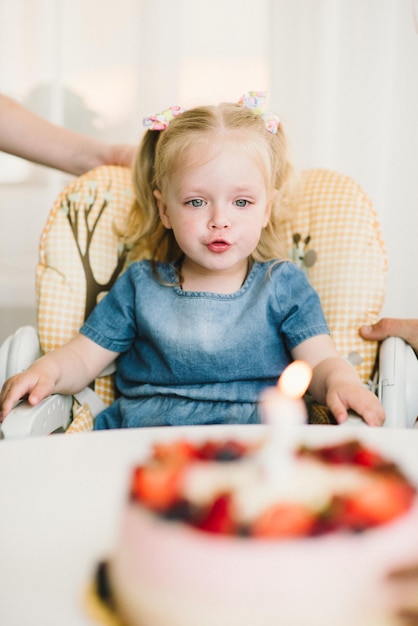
[80,260,329,429]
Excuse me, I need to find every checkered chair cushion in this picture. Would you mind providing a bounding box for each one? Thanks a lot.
[36,165,133,421]
[35,166,387,432]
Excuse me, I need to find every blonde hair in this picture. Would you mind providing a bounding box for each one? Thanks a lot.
[121,101,299,265]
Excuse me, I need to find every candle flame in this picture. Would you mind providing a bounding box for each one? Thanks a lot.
[278,361,312,399]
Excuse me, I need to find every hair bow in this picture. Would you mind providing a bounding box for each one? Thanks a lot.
[238,91,280,134]
[143,105,185,131]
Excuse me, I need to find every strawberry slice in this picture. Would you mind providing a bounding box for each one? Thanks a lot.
[341,477,415,528]
[352,447,387,469]
[130,463,183,511]
[153,440,197,466]
[252,503,317,539]
[194,495,236,534]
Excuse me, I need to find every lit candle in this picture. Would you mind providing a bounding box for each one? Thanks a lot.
[261,360,312,425]
[260,360,312,478]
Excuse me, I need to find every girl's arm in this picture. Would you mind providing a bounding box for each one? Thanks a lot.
[292,334,385,426]
[0,333,119,420]
[0,94,135,175]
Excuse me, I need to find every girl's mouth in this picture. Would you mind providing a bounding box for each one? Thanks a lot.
[207,239,231,253]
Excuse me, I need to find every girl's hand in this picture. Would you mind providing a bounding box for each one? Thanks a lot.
[325,380,385,427]
[292,335,385,426]
[0,367,56,421]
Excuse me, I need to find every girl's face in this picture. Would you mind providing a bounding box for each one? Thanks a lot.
[154,140,275,291]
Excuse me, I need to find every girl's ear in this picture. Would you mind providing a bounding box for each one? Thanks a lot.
[263,189,278,227]
[153,189,172,229]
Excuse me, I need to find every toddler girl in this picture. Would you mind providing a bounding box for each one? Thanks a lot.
[0,93,384,428]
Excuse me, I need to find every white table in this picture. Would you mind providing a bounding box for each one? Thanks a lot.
[1,424,418,626]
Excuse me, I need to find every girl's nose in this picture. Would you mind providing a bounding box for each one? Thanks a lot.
[208,206,230,229]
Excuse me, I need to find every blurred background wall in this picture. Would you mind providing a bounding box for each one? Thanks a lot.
[1,0,418,338]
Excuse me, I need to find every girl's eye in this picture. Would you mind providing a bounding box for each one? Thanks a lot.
[234,199,249,208]
[187,198,205,208]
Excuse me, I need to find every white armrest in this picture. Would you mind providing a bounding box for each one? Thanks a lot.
[0,385,110,439]
[0,326,42,387]
[74,387,108,417]
[1,395,73,439]
[338,410,368,428]
[0,326,112,438]
[379,337,418,428]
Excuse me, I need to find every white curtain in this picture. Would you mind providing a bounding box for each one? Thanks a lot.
[1,0,417,317]
[269,0,418,318]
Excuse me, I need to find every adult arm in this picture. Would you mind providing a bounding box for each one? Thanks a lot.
[0,93,135,175]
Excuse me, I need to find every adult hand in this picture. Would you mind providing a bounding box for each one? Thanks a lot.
[387,563,418,625]
[360,319,418,354]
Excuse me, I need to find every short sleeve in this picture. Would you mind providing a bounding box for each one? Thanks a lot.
[275,263,330,351]
[80,266,137,353]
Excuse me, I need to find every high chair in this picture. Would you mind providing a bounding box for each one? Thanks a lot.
[1,164,404,437]
[378,336,418,428]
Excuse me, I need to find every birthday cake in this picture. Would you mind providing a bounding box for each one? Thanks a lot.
[101,435,418,626]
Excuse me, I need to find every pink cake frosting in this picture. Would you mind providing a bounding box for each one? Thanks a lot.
[106,437,418,626]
